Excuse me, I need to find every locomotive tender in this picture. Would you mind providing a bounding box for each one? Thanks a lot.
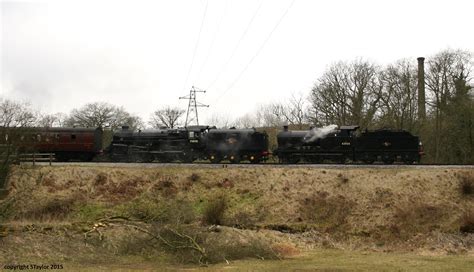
[2,124,422,164]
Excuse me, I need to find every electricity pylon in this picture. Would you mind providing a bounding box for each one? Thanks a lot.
[179,86,209,127]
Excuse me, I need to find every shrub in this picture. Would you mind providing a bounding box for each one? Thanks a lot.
[124,196,195,224]
[460,210,474,233]
[299,191,353,231]
[152,177,178,197]
[391,201,447,238]
[459,172,474,196]
[72,203,108,221]
[24,197,76,220]
[94,173,108,186]
[153,225,279,264]
[337,173,349,183]
[271,243,300,258]
[203,194,228,225]
[188,173,200,182]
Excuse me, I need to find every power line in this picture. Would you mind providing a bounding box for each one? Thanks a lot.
[205,0,264,91]
[214,0,296,104]
[181,0,209,94]
[194,0,229,84]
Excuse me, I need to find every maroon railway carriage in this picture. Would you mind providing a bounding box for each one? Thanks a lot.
[2,127,103,162]
[32,127,103,161]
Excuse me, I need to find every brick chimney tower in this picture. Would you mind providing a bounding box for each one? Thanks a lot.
[417,57,426,121]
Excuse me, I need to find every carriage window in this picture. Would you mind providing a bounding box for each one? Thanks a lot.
[71,134,76,141]
[55,134,60,141]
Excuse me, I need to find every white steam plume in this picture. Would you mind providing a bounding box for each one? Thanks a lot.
[303,124,338,143]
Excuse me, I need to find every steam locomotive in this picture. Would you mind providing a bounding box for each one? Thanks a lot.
[274,125,422,164]
[107,126,269,163]
[0,124,422,164]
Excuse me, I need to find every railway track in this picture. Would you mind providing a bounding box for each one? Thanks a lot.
[28,162,474,169]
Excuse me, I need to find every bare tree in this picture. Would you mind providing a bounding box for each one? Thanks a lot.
[36,112,68,127]
[65,102,143,130]
[0,98,37,188]
[0,98,36,128]
[256,103,286,127]
[232,113,260,128]
[378,59,418,131]
[424,49,473,162]
[149,106,185,128]
[309,59,382,128]
[255,94,308,128]
[280,93,308,129]
[205,112,232,128]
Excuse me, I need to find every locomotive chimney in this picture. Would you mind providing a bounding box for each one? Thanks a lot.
[283,125,289,132]
[417,57,426,121]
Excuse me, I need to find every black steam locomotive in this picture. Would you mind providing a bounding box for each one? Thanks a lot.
[274,125,422,164]
[2,124,422,164]
[108,126,208,163]
[107,126,269,163]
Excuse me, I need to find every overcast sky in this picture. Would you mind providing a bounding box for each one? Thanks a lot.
[1,0,473,126]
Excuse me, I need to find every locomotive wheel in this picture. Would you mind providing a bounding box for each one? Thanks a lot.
[181,152,194,163]
[229,155,241,164]
[312,157,322,164]
[383,157,394,164]
[182,157,194,163]
[250,156,261,164]
[209,155,222,164]
[279,156,291,164]
[289,157,299,164]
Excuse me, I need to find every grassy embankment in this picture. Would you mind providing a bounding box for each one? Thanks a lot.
[0,165,473,270]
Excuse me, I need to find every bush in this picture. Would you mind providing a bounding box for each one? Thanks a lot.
[391,201,447,238]
[24,197,76,220]
[460,210,474,233]
[72,203,108,221]
[123,196,195,224]
[152,177,178,197]
[459,172,474,196]
[271,243,300,258]
[203,194,228,225]
[299,191,353,231]
[188,173,200,182]
[153,225,279,264]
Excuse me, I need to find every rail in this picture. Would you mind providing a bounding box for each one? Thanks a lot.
[19,153,55,166]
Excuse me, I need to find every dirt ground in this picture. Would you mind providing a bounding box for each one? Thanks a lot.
[0,165,473,270]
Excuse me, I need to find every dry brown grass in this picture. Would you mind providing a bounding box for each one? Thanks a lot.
[151,176,178,197]
[2,164,474,260]
[271,243,300,258]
